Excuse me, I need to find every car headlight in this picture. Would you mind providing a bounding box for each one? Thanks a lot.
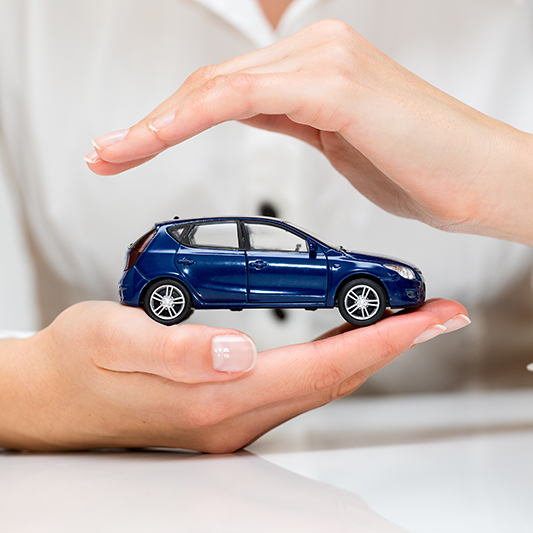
[384,264,415,280]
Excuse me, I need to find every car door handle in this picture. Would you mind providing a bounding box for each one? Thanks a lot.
[177,258,195,266]
[249,260,267,270]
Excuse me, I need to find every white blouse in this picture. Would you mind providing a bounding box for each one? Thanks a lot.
[1,0,532,391]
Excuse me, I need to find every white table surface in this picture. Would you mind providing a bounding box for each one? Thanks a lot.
[1,389,532,533]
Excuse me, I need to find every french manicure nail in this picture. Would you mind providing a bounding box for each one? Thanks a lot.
[92,129,129,150]
[411,324,447,347]
[84,150,101,164]
[212,335,257,373]
[443,314,471,333]
[149,112,175,132]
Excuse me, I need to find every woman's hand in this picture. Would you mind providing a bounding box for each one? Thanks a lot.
[0,298,468,452]
[86,19,533,246]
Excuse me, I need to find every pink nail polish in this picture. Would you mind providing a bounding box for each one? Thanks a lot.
[92,129,129,150]
[84,150,101,164]
[212,335,257,373]
[149,112,175,132]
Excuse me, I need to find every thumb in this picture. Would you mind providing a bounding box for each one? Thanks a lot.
[56,302,257,383]
[109,323,258,383]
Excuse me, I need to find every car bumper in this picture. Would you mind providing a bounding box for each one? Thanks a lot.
[118,267,150,306]
[386,279,426,308]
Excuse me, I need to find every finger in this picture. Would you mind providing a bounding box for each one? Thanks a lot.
[414,298,471,334]
[84,152,157,175]
[87,26,361,170]
[213,300,466,415]
[68,302,257,383]
[202,300,469,451]
[134,19,343,123]
[85,27,329,172]
[415,298,468,320]
[239,114,324,151]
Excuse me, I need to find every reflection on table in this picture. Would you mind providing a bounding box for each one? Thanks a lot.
[1,389,532,533]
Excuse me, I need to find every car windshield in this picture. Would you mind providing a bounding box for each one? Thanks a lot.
[285,221,342,251]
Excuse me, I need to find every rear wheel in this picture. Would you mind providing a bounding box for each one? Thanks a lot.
[143,279,193,325]
[338,279,387,327]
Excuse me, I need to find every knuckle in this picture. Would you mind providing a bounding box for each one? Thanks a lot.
[309,342,347,392]
[313,365,345,393]
[314,40,361,78]
[158,325,211,380]
[187,64,218,86]
[309,18,359,43]
[197,74,229,94]
[330,374,367,400]
[159,333,187,380]
[227,72,259,94]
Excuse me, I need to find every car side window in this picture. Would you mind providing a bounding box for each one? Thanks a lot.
[246,223,308,252]
[187,222,240,249]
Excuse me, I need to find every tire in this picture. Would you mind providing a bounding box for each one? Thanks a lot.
[338,278,387,327]
[143,279,193,325]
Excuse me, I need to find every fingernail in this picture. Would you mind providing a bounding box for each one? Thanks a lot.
[443,314,471,333]
[212,335,257,373]
[527,363,533,372]
[149,112,175,132]
[411,324,447,347]
[92,129,129,150]
[84,150,101,164]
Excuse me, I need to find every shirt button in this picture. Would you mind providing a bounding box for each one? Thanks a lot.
[258,202,288,321]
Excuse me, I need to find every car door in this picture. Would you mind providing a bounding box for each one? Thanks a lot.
[244,222,328,303]
[175,221,247,304]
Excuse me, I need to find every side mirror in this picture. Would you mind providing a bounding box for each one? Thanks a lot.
[308,240,318,259]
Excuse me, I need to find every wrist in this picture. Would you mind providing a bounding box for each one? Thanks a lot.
[471,125,533,246]
[0,332,59,450]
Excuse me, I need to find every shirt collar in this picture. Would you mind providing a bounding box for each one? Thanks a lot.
[191,0,322,48]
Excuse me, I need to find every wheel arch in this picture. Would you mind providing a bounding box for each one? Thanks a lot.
[334,273,390,308]
[139,275,194,307]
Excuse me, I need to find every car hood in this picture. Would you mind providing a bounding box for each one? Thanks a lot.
[343,249,419,270]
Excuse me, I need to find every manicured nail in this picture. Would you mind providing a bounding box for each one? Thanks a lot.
[443,314,471,333]
[92,129,129,150]
[527,363,533,372]
[411,324,447,347]
[84,150,101,164]
[212,335,257,373]
[149,112,175,132]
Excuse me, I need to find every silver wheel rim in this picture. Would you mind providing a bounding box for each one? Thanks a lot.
[344,284,381,321]
[150,284,185,321]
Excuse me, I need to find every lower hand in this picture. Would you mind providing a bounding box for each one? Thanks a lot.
[0,298,468,452]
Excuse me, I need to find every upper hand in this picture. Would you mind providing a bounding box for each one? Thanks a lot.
[85,19,533,246]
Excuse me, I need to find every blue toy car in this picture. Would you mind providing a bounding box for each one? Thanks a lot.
[119,216,425,327]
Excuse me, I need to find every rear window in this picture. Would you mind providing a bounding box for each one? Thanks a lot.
[125,228,156,270]
[129,227,156,250]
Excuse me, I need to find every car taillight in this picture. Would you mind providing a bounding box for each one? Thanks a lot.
[125,229,156,270]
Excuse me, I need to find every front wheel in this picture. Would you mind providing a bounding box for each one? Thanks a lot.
[338,279,387,327]
[143,279,193,325]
